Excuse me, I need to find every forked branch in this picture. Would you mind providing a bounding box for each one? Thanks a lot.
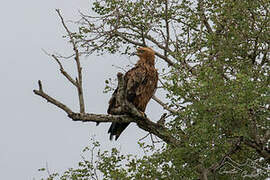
[33,74,180,146]
[33,80,73,115]
[51,54,77,86]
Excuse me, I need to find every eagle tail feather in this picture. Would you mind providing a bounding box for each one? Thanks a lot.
[108,122,130,141]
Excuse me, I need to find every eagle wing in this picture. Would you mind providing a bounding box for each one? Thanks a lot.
[107,65,147,140]
[125,66,147,104]
[107,65,146,114]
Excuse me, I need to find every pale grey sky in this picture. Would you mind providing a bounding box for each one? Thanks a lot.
[0,0,163,179]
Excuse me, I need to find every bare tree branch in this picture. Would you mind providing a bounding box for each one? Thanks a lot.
[56,9,85,113]
[139,133,151,141]
[152,95,178,114]
[33,82,133,124]
[69,113,133,124]
[33,80,73,115]
[33,72,181,147]
[51,54,77,87]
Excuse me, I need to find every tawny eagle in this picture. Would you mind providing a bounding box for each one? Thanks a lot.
[107,47,158,140]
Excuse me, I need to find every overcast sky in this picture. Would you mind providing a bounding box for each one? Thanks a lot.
[0,0,164,179]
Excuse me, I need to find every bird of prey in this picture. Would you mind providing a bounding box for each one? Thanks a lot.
[107,47,158,140]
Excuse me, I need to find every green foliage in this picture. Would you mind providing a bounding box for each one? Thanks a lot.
[41,0,270,179]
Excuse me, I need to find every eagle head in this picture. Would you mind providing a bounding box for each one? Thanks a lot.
[136,47,155,65]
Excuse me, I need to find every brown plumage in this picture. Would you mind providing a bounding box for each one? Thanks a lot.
[107,47,158,140]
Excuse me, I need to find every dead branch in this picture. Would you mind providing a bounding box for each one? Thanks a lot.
[33,80,180,146]
[51,54,77,87]
[56,9,85,113]
[69,113,133,124]
[33,80,132,124]
[33,80,73,115]
[34,69,181,147]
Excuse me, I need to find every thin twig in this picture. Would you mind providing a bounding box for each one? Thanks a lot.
[152,95,178,114]
[51,54,77,87]
[42,49,78,86]
[139,133,151,141]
